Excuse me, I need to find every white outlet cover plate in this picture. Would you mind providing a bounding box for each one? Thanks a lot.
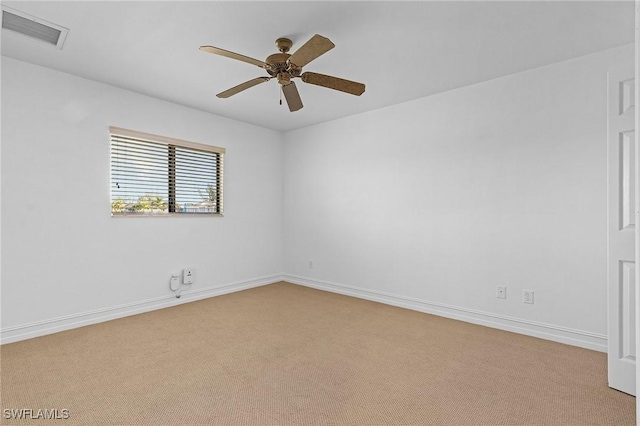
[497,286,506,299]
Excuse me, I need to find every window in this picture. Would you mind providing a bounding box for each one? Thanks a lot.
[110,127,224,216]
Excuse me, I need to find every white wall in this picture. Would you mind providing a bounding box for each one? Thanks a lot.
[1,57,283,341]
[283,44,634,351]
[2,44,635,351]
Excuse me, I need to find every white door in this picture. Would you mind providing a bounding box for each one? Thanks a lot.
[608,62,636,396]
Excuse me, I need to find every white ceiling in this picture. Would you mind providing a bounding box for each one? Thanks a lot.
[1,1,635,132]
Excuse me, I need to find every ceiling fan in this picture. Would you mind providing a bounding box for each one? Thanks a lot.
[199,34,365,112]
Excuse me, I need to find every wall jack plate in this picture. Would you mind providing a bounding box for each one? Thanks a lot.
[523,290,534,304]
[496,286,506,299]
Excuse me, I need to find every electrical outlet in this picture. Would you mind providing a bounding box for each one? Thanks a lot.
[183,268,195,285]
[496,286,507,299]
[308,259,314,269]
[523,290,534,304]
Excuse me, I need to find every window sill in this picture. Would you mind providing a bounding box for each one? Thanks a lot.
[111,213,224,218]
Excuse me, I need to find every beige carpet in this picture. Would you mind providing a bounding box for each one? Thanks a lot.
[0,282,635,425]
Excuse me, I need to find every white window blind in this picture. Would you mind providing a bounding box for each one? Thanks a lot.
[110,127,224,216]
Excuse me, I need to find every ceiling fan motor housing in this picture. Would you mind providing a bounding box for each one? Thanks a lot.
[266,51,301,85]
[265,52,290,71]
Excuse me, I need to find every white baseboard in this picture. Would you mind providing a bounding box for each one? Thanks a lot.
[2,274,608,352]
[0,274,282,344]
[283,274,608,353]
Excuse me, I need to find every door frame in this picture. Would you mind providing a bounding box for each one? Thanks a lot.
[635,0,639,418]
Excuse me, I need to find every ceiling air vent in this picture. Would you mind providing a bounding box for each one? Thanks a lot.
[1,6,68,49]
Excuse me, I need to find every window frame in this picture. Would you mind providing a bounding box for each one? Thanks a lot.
[109,126,225,218]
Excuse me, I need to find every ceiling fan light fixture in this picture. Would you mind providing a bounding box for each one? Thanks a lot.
[276,72,291,85]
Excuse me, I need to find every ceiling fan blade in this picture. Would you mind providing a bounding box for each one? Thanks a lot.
[288,34,335,68]
[216,77,271,98]
[200,45,269,69]
[282,81,303,112]
[301,72,365,96]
